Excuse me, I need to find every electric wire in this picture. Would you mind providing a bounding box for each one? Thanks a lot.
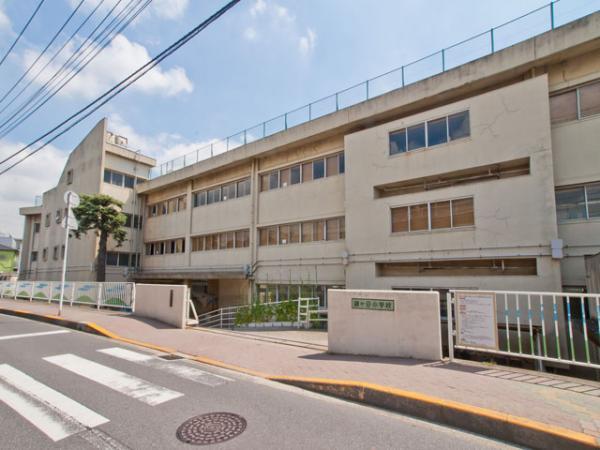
[0,0,106,118]
[0,0,241,175]
[0,0,148,138]
[0,0,86,107]
[0,0,46,68]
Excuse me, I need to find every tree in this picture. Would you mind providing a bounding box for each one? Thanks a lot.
[72,194,127,282]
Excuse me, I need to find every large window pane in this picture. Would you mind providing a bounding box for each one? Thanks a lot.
[207,187,221,204]
[118,253,129,267]
[291,165,301,184]
[313,159,325,179]
[556,187,586,222]
[389,129,406,155]
[427,118,448,146]
[391,207,408,232]
[222,183,236,201]
[124,175,135,189]
[339,153,345,173]
[212,235,219,250]
[302,222,313,242]
[410,204,429,231]
[226,232,234,249]
[407,124,426,151]
[269,172,279,190]
[339,218,345,239]
[279,225,290,244]
[431,201,451,229]
[259,229,268,246]
[302,162,312,182]
[261,174,270,192]
[448,111,470,140]
[452,198,475,227]
[111,172,123,186]
[289,223,300,243]
[326,218,339,240]
[237,179,250,197]
[106,252,118,266]
[314,220,325,240]
[268,227,277,245]
[326,155,339,177]
[219,233,227,249]
[580,81,600,118]
[280,168,290,187]
[103,169,111,183]
[235,229,249,247]
[550,91,577,124]
[586,183,600,218]
[194,191,206,207]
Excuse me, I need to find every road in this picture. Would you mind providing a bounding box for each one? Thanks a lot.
[0,314,517,449]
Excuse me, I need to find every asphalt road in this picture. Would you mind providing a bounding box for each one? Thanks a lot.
[0,313,518,450]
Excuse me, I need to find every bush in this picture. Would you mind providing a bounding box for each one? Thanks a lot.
[274,300,298,322]
[234,300,298,325]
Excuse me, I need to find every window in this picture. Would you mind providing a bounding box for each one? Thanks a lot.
[392,198,474,233]
[191,179,251,207]
[407,123,426,151]
[237,179,251,197]
[261,174,270,192]
[268,227,277,245]
[192,229,249,251]
[376,258,537,277]
[104,169,111,183]
[259,218,343,246]
[313,159,325,179]
[222,183,236,201]
[53,246,59,261]
[326,218,340,240]
[448,111,470,140]
[427,117,448,146]
[34,222,40,233]
[124,175,135,189]
[550,80,600,124]
[302,162,312,182]
[326,155,339,177]
[55,209,62,224]
[291,165,301,184]
[31,251,38,262]
[124,213,132,228]
[580,81,600,118]
[280,168,290,187]
[118,253,129,267]
[236,229,249,247]
[61,245,65,260]
[66,169,73,185]
[339,153,345,174]
[42,248,47,262]
[301,222,313,242]
[269,172,279,190]
[290,223,300,243]
[193,191,206,207]
[314,220,325,241]
[145,238,186,255]
[390,129,407,155]
[556,183,600,222]
[111,172,123,187]
[106,252,118,266]
[45,214,50,227]
[104,169,136,189]
[279,225,290,244]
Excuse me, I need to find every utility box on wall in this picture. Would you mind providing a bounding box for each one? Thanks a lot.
[328,289,442,360]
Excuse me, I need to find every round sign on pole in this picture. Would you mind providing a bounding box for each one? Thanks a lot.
[64,191,80,207]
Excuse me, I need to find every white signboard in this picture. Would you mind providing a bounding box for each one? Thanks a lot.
[456,291,498,350]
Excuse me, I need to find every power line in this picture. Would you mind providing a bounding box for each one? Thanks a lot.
[0,0,242,175]
[0,0,133,133]
[0,0,106,119]
[0,0,149,139]
[0,0,47,68]
[0,0,86,107]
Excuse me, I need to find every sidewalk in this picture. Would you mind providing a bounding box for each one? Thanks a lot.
[1,298,599,446]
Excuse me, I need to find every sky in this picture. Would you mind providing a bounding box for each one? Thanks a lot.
[0,0,598,237]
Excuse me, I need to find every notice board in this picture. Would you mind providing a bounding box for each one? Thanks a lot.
[456,291,498,350]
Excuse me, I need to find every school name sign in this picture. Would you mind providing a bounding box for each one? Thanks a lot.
[351,298,395,312]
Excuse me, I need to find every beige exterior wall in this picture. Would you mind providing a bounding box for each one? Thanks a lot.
[19,118,155,282]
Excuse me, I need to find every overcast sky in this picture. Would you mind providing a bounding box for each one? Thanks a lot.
[0,0,597,237]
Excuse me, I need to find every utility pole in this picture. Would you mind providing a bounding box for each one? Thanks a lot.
[59,191,79,316]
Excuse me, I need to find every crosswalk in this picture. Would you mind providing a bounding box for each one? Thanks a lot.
[0,347,232,444]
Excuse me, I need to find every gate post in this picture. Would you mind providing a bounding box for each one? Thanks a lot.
[446,291,454,362]
[97,283,103,309]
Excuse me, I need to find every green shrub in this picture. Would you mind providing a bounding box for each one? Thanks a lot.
[274,300,298,322]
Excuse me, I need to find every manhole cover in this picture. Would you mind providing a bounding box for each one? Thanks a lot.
[159,354,184,360]
[176,412,246,445]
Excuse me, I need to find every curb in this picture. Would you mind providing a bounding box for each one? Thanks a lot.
[2,307,598,450]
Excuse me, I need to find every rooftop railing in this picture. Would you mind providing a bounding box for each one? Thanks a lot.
[149,0,598,180]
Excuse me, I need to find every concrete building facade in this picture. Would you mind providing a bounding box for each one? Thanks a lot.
[134,13,600,311]
[19,118,156,282]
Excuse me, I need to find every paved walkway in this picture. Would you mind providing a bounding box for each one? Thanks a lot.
[1,298,599,439]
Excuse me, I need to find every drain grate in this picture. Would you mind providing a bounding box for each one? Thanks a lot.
[159,354,184,360]
[176,412,246,445]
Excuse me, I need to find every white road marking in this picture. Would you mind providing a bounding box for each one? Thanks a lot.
[97,347,232,386]
[0,364,108,442]
[0,330,70,341]
[44,354,183,405]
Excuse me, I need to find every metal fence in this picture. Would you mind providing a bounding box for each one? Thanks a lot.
[0,280,135,310]
[149,0,598,179]
[196,298,320,329]
[447,290,600,370]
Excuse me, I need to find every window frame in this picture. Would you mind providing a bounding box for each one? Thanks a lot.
[391,197,474,233]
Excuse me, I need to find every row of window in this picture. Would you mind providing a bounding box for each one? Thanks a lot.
[260,152,345,192]
[191,229,250,252]
[259,217,345,246]
[103,169,142,189]
[391,197,474,233]
[555,182,600,223]
[123,213,143,229]
[255,284,344,308]
[32,246,65,263]
[45,209,141,229]
[389,110,470,155]
[192,178,251,208]
[145,238,186,256]
[550,79,600,124]
[148,195,187,217]
[106,252,140,267]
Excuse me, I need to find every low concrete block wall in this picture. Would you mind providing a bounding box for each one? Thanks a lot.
[134,284,188,329]
[328,289,442,360]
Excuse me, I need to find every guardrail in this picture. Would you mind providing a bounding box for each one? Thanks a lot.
[0,280,135,310]
[447,290,600,370]
[149,0,597,179]
[196,298,321,329]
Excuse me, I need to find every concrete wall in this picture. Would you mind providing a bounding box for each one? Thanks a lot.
[134,283,188,328]
[328,289,442,360]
